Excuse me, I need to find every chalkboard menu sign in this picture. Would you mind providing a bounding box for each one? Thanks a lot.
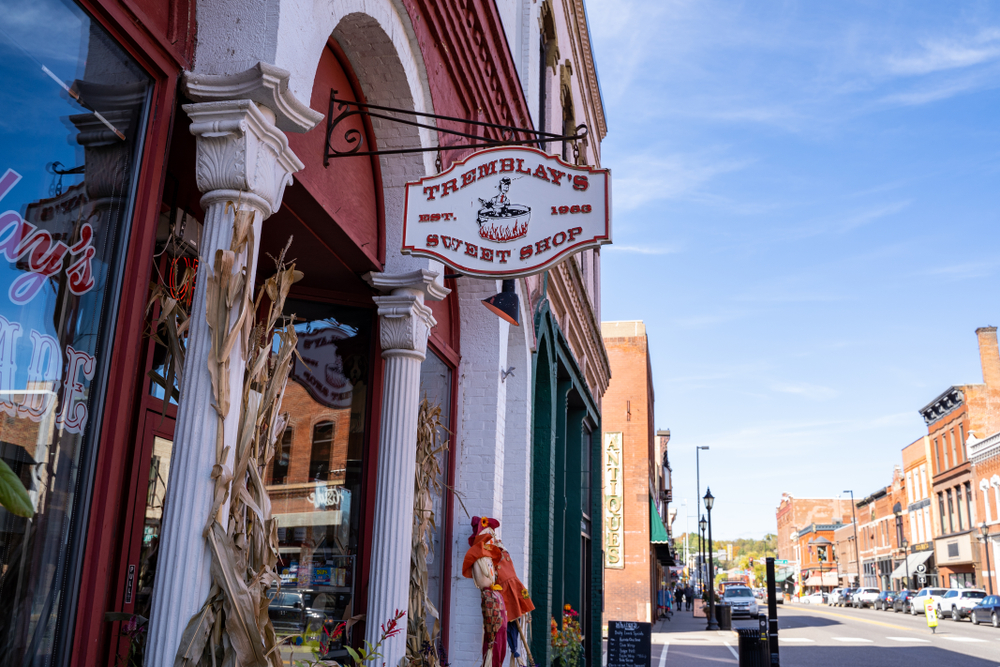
[606,621,652,667]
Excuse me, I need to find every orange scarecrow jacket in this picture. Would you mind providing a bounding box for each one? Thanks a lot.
[462,534,535,622]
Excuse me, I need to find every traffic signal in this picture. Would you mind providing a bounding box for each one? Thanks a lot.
[749,557,754,567]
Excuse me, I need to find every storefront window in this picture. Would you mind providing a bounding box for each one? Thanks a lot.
[265,300,372,655]
[418,349,452,623]
[0,1,151,663]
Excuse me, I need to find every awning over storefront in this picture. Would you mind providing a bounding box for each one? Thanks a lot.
[774,566,795,583]
[650,498,670,543]
[650,498,674,566]
[889,550,933,580]
[804,572,839,586]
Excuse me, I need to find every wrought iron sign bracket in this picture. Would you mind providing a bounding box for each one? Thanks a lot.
[324,90,587,165]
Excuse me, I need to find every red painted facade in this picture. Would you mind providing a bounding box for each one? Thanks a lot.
[56,0,529,664]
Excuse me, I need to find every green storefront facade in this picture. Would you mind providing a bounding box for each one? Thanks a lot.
[529,298,604,667]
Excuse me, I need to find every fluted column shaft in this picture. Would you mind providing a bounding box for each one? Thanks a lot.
[365,277,443,667]
[145,98,302,666]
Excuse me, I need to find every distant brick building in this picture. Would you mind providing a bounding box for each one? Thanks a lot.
[776,494,846,563]
[833,523,858,587]
[855,468,909,590]
[969,430,1000,594]
[900,437,937,588]
[601,321,672,624]
[919,327,1000,588]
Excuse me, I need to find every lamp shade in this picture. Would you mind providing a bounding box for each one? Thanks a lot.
[699,516,707,532]
[481,279,520,326]
[704,488,714,511]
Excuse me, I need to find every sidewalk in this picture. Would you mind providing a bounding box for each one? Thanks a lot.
[650,609,740,667]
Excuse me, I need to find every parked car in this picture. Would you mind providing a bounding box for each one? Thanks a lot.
[723,585,760,617]
[942,589,988,620]
[828,588,843,605]
[910,587,949,615]
[969,594,1000,627]
[892,590,914,614]
[835,587,856,607]
[854,588,881,608]
[268,590,307,635]
[875,591,895,611]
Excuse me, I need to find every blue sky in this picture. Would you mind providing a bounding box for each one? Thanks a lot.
[589,1,1000,539]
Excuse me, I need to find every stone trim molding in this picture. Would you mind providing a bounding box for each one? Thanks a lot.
[183,62,324,133]
[183,99,305,217]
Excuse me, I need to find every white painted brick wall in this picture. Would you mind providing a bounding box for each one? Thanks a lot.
[501,279,533,590]
[448,276,511,667]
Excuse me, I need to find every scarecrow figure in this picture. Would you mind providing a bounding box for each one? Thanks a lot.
[464,517,507,667]
[463,517,535,667]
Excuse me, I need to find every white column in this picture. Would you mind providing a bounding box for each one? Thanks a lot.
[364,270,448,667]
[145,97,304,665]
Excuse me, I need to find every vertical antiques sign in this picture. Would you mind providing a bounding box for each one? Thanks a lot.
[604,432,624,569]
[401,146,611,277]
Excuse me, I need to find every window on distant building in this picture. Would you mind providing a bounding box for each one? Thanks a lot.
[960,424,966,459]
[939,493,946,533]
[934,438,942,474]
[271,427,293,485]
[965,482,974,529]
[906,471,914,505]
[946,490,956,533]
[956,485,964,531]
[950,429,959,466]
[309,422,335,481]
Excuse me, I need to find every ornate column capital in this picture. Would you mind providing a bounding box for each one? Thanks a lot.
[366,269,449,359]
[182,99,304,217]
[373,293,436,359]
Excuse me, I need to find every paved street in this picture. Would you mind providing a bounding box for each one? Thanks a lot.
[637,602,1000,667]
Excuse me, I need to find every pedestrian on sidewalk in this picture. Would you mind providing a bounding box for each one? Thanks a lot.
[684,585,693,611]
[674,586,684,611]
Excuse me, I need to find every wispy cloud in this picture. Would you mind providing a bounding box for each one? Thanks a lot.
[923,260,1000,281]
[885,28,1000,76]
[614,151,753,211]
[609,244,682,255]
[769,381,838,401]
[838,200,910,231]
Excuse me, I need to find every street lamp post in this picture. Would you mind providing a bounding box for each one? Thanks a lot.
[844,490,861,587]
[704,489,718,631]
[981,523,994,596]
[902,538,910,590]
[699,515,707,597]
[696,445,709,591]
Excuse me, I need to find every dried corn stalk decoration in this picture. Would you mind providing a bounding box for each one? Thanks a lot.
[406,399,448,667]
[174,202,302,667]
[146,256,196,408]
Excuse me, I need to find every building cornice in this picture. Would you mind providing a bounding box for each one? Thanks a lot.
[919,385,966,425]
[546,258,611,398]
[969,430,1000,463]
[565,0,608,141]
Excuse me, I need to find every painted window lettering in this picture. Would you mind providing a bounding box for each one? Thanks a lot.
[0,168,98,305]
[0,315,96,432]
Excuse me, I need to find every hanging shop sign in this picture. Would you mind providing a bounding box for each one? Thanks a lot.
[401,146,611,277]
[605,431,625,570]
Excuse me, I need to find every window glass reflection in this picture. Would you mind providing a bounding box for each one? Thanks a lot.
[265,300,372,654]
[0,1,151,663]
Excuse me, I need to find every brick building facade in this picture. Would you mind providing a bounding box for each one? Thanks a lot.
[969,431,1000,594]
[919,326,1000,588]
[601,321,664,624]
